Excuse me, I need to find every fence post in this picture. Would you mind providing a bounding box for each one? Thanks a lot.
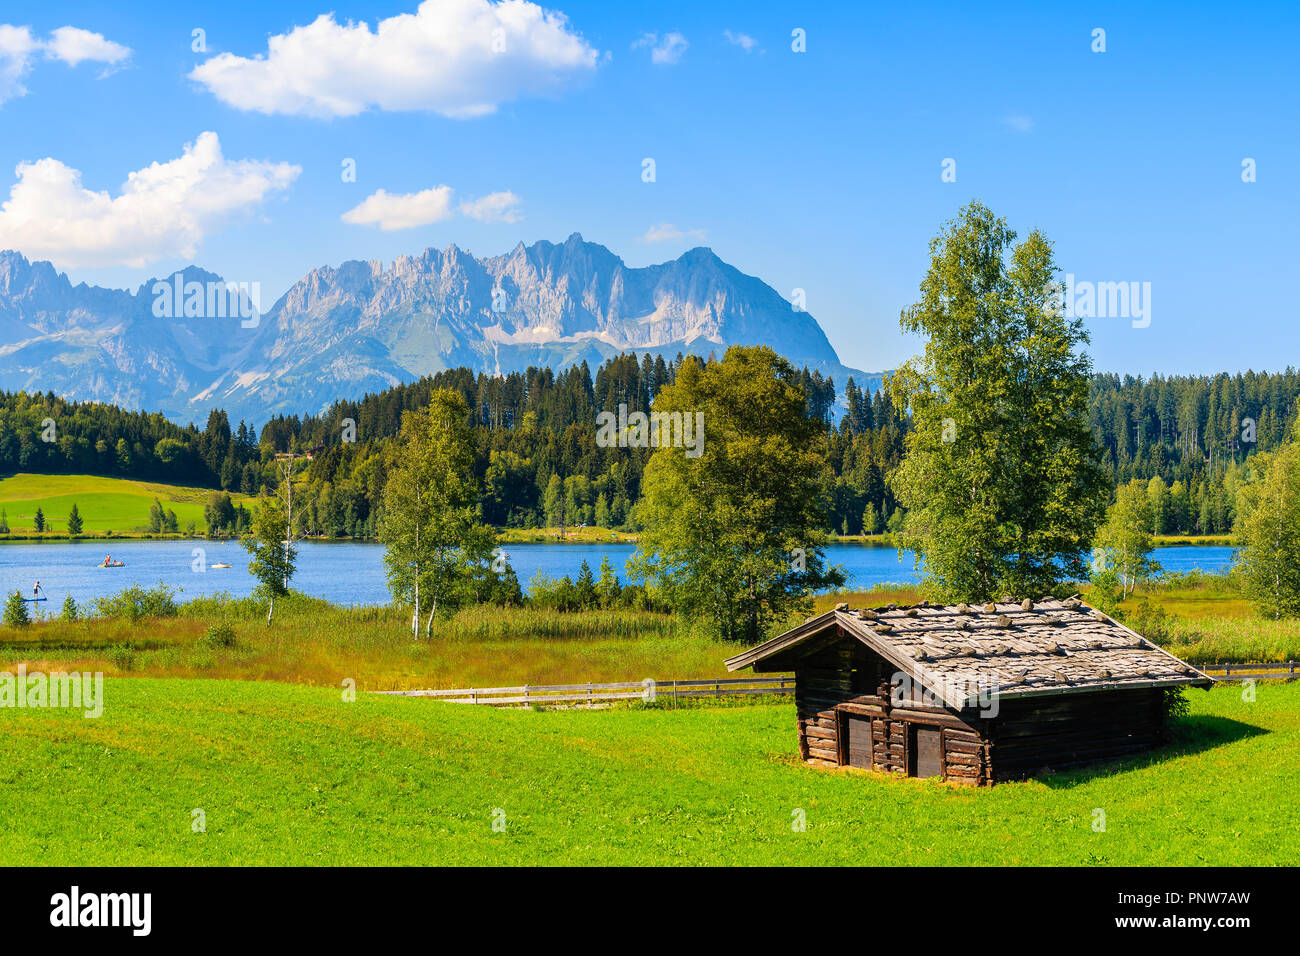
[523,684,530,706]
[587,682,593,706]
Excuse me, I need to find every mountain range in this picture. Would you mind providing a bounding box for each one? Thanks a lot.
[0,234,882,425]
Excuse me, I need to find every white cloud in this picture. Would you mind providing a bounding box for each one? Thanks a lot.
[343,185,523,229]
[45,26,131,67]
[190,0,600,119]
[342,186,457,230]
[0,24,131,105]
[459,190,522,223]
[0,25,38,103]
[1002,114,1034,133]
[0,132,300,268]
[641,223,706,243]
[723,30,758,53]
[633,31,688,65]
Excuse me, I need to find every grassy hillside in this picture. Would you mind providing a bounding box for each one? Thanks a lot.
[0,678,1292,866]
[0,473,248,536]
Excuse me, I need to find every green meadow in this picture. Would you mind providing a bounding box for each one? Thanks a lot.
[0,677,1292,866]
[0,473,251,536]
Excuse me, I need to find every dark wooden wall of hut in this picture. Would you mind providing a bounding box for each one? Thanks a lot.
[789,629,1170,786]
[792,635,991,786]
[986,687,1167,782]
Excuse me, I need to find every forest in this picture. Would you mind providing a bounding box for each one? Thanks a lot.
[0,360,1296,539]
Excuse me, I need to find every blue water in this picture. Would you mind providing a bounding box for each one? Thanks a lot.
[0,540,1236,610]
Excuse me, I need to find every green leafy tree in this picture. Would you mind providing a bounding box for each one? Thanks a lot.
[66,503,83,535]
[888,201,1107,601]
[242,497,296,623]
[574,559,598,609]
[147,498,164,533]
[1095,480,1162,600]
[1147,476,1170,535]
[542,474,564,529]
[61,594,79,621]
[4,591,30,626]
[595,555,622,607]
[862,502,881,535]
[379,389,494,638]
[1236,438,1300,618]
[33,508,44,532]
[631,346,844,643]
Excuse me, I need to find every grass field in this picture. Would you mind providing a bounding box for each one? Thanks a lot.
[0,677,1292,865]
[3,577,1297,698]
[495,525,637,543]
[0,594,732,689]
[0,473,250,536]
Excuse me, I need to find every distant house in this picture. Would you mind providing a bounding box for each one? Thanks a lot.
[725,596,1213,786]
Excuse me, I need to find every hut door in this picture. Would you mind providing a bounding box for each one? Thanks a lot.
[844,715,872,769]
[909,726,943,779]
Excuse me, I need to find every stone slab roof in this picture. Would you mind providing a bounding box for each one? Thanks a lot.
[725,595,1214,710]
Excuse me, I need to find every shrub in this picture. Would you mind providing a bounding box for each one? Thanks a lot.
[200,622,238,648]
[61,594,79,622]
[1128,598,1176,643]
[3,591,30,626]
[1086,566,1125,619]
[92,584,179,621]
[106,644,137,671]
[1159,687,1190,737]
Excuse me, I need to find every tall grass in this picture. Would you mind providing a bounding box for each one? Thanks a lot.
[0,585,723,689]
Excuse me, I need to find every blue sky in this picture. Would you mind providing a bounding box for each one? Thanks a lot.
[0,0,1295,376]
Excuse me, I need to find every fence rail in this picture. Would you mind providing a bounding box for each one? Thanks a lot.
[1203,661,1299,682]
[372,661,1298,707]
[373,675,795,707]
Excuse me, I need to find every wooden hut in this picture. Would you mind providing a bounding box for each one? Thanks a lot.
[725,596,1213,785]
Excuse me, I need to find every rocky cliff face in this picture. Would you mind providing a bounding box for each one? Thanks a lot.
[0,236,878,424]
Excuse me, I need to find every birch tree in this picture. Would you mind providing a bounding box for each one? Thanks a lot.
[379,389,493,638]
[1237,437,1300,618]
[243,497,295,624]
[888,201,1108,601]
[1096,480,1161,599]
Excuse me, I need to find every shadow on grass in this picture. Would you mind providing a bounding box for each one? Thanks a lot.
[1036,715,1268,790]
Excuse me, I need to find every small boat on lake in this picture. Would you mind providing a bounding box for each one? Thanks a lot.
[211,562,232,569]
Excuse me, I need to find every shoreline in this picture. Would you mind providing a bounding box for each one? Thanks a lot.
[0,531,1239,547]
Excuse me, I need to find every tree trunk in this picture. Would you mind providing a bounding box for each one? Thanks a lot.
[412,569,420,638]
[425,596,437,640]
[266,594,274,625]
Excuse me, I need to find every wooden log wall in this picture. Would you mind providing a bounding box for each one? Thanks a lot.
[988,687,1166,782]
[793,632,992,785]
[794,643,852,766]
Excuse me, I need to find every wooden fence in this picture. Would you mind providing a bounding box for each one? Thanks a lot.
[372,662,1297,708]
[1202,661,1299,682]
[373,675,795,707]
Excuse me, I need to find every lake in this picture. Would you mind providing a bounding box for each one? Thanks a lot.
[0,540,1237,610]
